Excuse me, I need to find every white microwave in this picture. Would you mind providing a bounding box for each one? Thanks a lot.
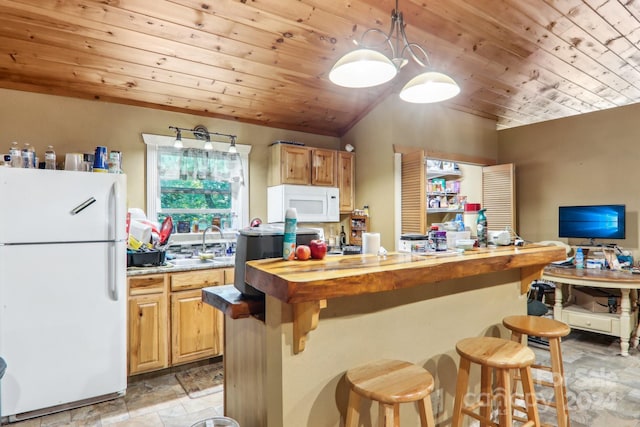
[267,184,340,223]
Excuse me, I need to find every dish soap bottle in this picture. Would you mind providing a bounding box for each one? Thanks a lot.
[575,247,584,269]
[477,208,488,248]
[283,208,297,260]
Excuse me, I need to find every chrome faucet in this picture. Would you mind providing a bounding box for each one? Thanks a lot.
[202,225,224,253]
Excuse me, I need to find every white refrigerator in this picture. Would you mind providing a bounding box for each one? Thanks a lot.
[0,168,127,421]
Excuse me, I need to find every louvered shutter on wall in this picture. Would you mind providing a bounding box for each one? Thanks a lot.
[401,150,426,235]
[482,163,516,234]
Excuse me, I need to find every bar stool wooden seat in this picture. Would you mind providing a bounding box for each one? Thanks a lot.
[503,315,571,427]
[345,359,436,427]
[452,336,540,427]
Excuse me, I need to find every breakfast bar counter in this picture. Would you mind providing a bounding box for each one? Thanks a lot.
[204,245,564,427]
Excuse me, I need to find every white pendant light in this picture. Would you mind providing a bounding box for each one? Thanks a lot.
[399,71,460,103]
[329,48,398,88]
[329,0,459,103]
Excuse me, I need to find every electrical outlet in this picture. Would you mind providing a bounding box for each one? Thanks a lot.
[431,388,444,415]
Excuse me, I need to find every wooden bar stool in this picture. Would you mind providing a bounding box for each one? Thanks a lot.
[503,315,571,427]
[452,336,540,427]
[345,359,436,427]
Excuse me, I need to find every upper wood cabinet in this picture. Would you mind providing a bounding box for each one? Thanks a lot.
[268,143,355,213]
[311,148,337,186]
[338,151,355,213]
[268,143,338,187]
[268,144,311,186]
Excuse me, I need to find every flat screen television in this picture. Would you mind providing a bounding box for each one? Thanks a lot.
[558,204,626,240]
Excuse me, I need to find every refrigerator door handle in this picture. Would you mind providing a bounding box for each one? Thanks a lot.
[70,197,97,215]
[108,241,119,301]
[110,179,125,241]
[108,179,123,301]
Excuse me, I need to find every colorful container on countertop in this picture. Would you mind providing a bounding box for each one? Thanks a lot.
[283,208,297,260]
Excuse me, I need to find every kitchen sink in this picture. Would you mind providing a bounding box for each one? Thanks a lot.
[170,258,215,267]
[211,255,235,264]
[169,256,235,268]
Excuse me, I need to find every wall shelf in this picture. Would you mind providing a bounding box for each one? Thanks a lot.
[426,169,462,179]
[427,208,464,214]
[350,214,368,246]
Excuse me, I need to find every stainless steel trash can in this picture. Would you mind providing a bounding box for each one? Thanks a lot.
[190,417,239,427]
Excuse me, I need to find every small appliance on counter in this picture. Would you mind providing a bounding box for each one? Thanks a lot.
[398,234,429,253]
[267,184,339,223]
[234,225,318,298]
[488,230,511,246]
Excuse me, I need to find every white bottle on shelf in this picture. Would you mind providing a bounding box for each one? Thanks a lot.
[9,142,22,168]
[575,247,584,269]
[22,143,35,168]
[44,145,56,170]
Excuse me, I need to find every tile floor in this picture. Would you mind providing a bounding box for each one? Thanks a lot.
[531,328,640,427]
[7,362,225,427]
[6,329,640,426]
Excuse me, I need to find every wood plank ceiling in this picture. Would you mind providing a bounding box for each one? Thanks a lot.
[1,0,639,137]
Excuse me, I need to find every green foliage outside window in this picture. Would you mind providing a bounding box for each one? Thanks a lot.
[157,147,237,230]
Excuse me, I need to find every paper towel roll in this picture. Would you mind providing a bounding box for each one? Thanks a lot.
[362,232,381,255]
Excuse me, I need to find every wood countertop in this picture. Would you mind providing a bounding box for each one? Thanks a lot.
[245,245,566,304]
[207,245,564,354]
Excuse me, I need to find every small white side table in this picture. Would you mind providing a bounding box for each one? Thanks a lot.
[543,266,640,356]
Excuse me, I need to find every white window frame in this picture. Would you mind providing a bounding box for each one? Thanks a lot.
[142,133,251,228]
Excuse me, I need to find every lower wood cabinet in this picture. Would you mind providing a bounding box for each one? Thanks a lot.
[171,289,218,365]
[128,274,169,375]
[128,267,233,375]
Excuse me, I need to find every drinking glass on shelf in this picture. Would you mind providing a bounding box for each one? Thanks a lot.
[64,153,83,171]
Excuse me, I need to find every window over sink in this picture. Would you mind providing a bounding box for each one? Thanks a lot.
[143,133,250,229]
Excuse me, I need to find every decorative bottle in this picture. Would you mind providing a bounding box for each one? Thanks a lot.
[339,225,347,249]
[477,208,488,248]
[283,208,297,260]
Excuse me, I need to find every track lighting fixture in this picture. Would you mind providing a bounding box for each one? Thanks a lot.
[169,126,237,152]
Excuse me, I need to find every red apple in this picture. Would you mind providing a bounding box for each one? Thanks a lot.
[295,245,311,260]
[309,239,327,260]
